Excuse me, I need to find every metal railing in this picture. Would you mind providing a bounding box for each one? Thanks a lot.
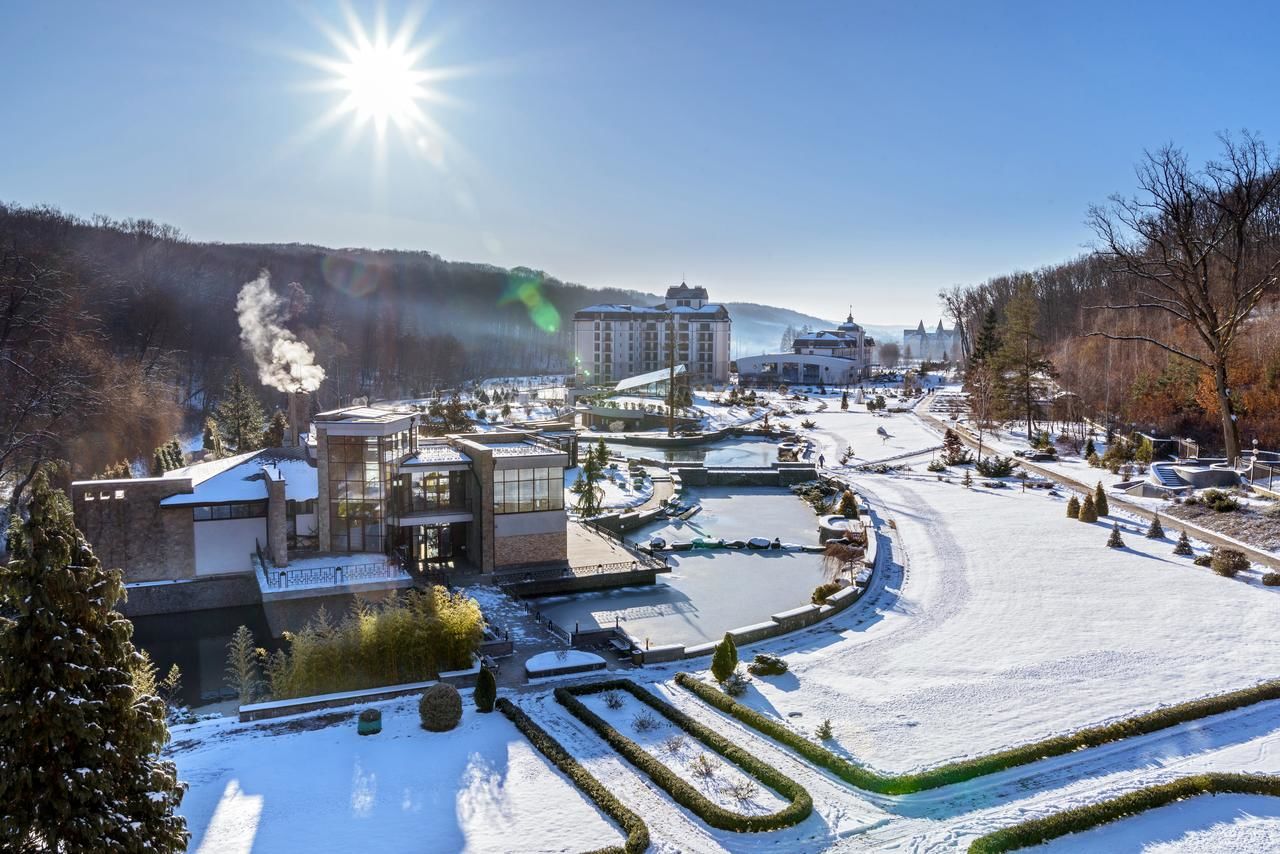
[261,560,409,590]
[496,555,667,588]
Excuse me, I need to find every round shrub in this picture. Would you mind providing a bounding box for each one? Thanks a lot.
[1263,572,1280,587]
[359,708,381,723]
[1210,548,1250,578]
[419,683,463,732]
[811,581,842,605]
[1193,554,1213,567]
[747,654,789,677]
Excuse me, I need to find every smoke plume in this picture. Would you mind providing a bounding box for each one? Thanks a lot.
[236,273,326,393]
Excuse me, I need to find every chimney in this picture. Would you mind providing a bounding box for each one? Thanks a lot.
[287,391,307,447]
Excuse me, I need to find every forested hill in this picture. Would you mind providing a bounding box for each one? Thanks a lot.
[0,203,834,480]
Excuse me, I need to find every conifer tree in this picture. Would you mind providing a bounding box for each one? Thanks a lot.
[1106,522,1125,548]
[838,490,859,519]
[962,469,973,488]
[1173,530,1194,555]
[215,369,266,453]
[151,448,168,477]
[1094,481,1109,516]
[0,466,187,851]
[1066,495,1080,518]
[1146,513,1164,539]
[474,666,497,713]
[1084,437,1096,458]
[203,416,225,459]
[165,438,183,469]
[263,409,288,448]
[225,625,261,705]
[942,428,969,465]
[1079,493,1098,522]
[711,632,738,682]
[840,390,849,411]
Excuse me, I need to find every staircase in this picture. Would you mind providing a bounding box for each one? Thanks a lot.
[1151,463,1187,489]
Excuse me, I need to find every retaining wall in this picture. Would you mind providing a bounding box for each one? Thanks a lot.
[121,572,261,617]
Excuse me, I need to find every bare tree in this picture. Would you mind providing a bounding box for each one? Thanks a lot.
[879,341,901,369]
[1088,133,1280,460]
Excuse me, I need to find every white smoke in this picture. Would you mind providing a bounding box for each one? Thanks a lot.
[235,273,326,392]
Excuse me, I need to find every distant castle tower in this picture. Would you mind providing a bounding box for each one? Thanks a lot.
[902,319,958,362]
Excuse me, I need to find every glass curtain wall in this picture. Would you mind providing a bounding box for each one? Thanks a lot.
[327,430,409,553]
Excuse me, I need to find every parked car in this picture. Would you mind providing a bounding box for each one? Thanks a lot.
[1025,451,1058,462]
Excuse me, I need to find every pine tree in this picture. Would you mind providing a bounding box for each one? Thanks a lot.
[942,428,969,465]
[840,390,849,411]
[962,469,973,488]
[969,307,1001,365]
[1173,530,1194,555]
[1066,495,1080,518]
[1079,493,1098,522]
[215,369,266,453]
[0,466,188,851]
[473,666,497,713]
[711,632,738,682]
[263,409,288,448]
[225,625,261,705]
[838,490,860,519]
[1084,437,1096,458]
[1094,481,1109,516]
[151,448,168,477]
[203,416,225,459]
[1106,522,1125,548]
[1146,513,1165,539]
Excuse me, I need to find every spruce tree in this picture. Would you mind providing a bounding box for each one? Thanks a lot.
[0,466,188,851]
[1084,437,1096,458]
[840,390,849,411]
[1173,530,1194,556]
[202,416,225,459]
[711,632,738,682]
[838,490,860,519]
[962,469,973,488]
[263,409,288,448]
[1146,513,1165,539]
[942,428,967,465]
[215,369,266,453]
[474,666,497,713]
[165,438,184,470]
[1094,481,1109,516]
[1106,522,1125,548]
[1079,493,1098,522]
[1066,495,1080,518]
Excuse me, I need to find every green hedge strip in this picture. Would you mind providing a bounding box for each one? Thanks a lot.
[556,679,813,832]
[675,671,1280,795]
[496,697,650,854]
[968,772,1280,852]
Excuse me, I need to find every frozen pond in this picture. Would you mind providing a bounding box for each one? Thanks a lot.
[535,486,831,646]
[604,436,779,468]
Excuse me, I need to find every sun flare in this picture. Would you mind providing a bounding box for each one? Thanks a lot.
[334,35,428,134]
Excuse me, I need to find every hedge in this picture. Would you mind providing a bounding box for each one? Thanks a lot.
[496,697,650,854]
[675,672,1280,795]
[556,679,812,832]
[968,772,1280,852]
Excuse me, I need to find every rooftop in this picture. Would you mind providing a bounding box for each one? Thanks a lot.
[159,447,318,507]
[313,406,412,424]
[614,364,687,393]
[486,441,563,458]
[402,444,470,466]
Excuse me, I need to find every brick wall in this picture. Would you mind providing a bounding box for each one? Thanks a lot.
[73,480,195,582]
[494,530,567,568]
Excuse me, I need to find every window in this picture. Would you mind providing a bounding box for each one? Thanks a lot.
[393,470,469,515]
[326,434,395,553]
[493,466,564,513]
[192,501,268,521]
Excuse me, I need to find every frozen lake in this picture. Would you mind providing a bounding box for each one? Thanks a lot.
[604,436,780,468]
[535,486,830,645]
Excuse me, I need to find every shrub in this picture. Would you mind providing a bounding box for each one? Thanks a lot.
[473,666,496,713]
[811,581,842,605]
[1202,488,1240,512]
[419,683,463,732]
[815,719,834,740]
[927,459,947,473]
[1106,522,1124,549]
[603,690,624,710]
[1094,481,1109,516]
[1211,548,1250,578]
[723,670,749,697]
[632,710,661,733]
[838,490,860,519]
[748,654,789,677]
[975,456,1015,477]
[1078,494,1098,523]
[555,680,812,832]
[723,778,761,807]
[962,469,973,488]
[496,698,650,853]
[1066,495,1080,518]
[1173,530,1193,555]
[711,633,738,682]
[1264,573,1280,587]
[359,708,381,723]
[660,733,688,757]
[688,753,720,782]
[1145,514,1164,539]
[1193,554,1213,567]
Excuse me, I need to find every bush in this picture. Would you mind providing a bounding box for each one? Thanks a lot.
[974,456,1015,477]
[811,581,842,605]
[747,654,789,677]
[1194,554,1213,567]
[1173,530,1193,555]
[632,710,660,733]
[496,698,649,853]
[1094,481,1109,516]
[927,459,947,473]
[1202,489,1240,512]
[474,666,497,713]
[359,708,381,723]
[723,671,749,697]
[1264,572,1280,587]
[815,718,834,740]
[556,680,812,832]
[837,490,860,519]
[1211,548,1250,578]
[1078,494,1098,523]
[711,633,738,682]
[1066,495,1080,518]
[603,690,624,710]
[419,683,463,732]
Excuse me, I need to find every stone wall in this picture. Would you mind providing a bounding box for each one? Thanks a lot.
[494,530,568,568]
[121,573,261,617]
[73,479,196,582]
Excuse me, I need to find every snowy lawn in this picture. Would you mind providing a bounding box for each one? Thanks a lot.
[577,689,788,817]
[804,409,944,466]
[716,475,1280,774]
[1030,793,1280,852]
[563,464,653,512]
[174,697,622,854]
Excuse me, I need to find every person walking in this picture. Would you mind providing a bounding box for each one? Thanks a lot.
[818,453,826,468]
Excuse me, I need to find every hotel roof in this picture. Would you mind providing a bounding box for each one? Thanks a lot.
[159,448,318,507]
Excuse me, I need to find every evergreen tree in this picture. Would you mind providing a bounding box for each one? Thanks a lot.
[202,416,225,459]
[1173,530,1194,555]
[1094,481,1109,516]
[0,465,188,851]
[1135,436,1154,465]
[1084,437,1096,458]
[941,428,970,465]
[840,390,849,411]
[711,632,738,682]
[1146,513,1165,539]
[996,279,1056,441]
[837,490,859,519]
[962,469,973,488]
[1066,495,1080,518]
[969,307,1001,365]
[151,448,168,477]
[473,666,497,713]
[1106,522,1125,548]
[1079,493,1098,522]
[215,369,266,453]
[263,409,288,448]
[225,625,261,705]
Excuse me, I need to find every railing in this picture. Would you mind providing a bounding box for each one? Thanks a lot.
[261,560,410,590]
[496,555,667,589]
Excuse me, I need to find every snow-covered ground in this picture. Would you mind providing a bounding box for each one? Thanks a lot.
[563,464,653,512]
[1031,793,1280,852]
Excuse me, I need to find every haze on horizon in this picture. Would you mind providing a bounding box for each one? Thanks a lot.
[3,0,1279,324]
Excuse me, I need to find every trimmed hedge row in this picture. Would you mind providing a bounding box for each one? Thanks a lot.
[496,697,650,854]
[675,671,1280,795]
[556,679,812,832]
[968,772,1280,852]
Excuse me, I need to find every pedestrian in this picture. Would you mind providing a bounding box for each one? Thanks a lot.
[818,453,826,468]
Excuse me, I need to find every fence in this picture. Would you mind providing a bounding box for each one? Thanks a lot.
[497,555,667,588]
[260,559,409,590]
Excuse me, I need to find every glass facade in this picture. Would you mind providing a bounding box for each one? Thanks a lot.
[192,501,267,521]
[493,466,564,514]
[326,431,409,553]
[393,470,470,516]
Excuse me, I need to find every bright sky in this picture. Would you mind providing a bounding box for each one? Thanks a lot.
[4,1,1280,323]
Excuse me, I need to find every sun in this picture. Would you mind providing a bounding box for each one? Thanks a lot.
[333,31,428,136]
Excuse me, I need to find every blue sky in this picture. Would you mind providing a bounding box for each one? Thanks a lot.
[3,1,1279,323]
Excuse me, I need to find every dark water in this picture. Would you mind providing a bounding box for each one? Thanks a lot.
[130,592,375,708]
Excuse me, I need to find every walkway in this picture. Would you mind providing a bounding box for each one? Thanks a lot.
[566,521,638,566]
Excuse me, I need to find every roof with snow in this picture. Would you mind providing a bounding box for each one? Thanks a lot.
[614,364,687,393]
[402,444,470,466]
[159,447,317,506]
